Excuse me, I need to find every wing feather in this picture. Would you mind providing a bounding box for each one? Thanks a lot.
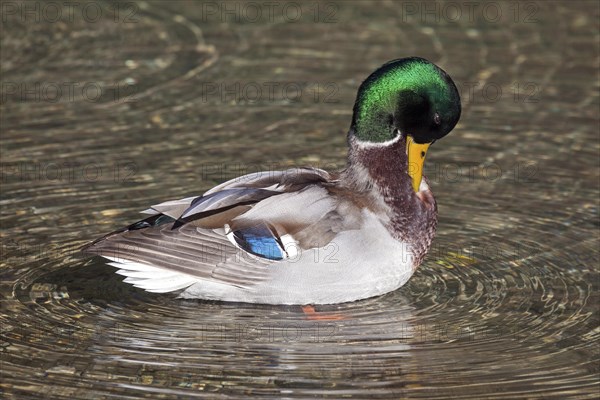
[85,223,270,288]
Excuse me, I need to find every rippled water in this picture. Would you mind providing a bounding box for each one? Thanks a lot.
[1,1,599,398]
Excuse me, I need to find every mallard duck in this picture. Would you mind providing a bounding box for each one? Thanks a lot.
[83,57,461,304]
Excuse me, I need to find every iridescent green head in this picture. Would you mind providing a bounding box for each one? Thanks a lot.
[351,57,461,145]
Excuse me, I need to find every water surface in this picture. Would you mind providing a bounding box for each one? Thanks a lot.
[1,1,599,398]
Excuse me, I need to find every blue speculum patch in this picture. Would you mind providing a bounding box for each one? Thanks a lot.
[233,226,284,261]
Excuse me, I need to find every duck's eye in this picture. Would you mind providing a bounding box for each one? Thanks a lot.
[433,113,441,125]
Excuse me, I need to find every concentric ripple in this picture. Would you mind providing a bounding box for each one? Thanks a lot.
[1,1,598,399]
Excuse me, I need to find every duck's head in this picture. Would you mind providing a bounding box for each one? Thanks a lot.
[350,57,461,192]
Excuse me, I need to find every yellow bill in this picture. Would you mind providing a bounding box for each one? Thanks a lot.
[406,136,430,192]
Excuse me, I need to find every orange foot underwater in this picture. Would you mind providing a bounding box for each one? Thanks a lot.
[301,305,346,321]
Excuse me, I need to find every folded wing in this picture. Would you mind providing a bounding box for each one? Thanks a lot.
[83,167,346,293]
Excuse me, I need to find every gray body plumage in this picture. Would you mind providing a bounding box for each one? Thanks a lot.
[83,134,437,304]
